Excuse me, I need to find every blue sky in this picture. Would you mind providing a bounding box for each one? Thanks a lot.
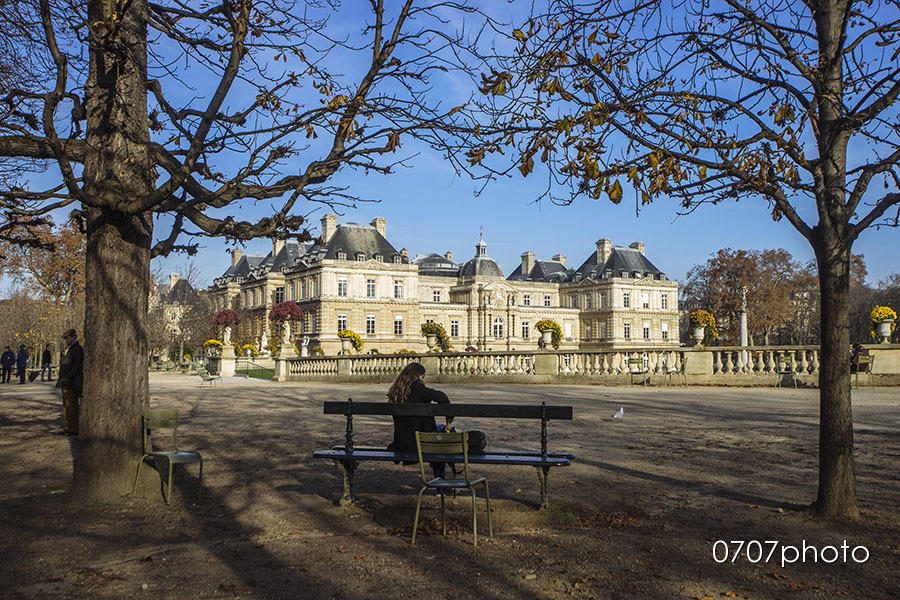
[154,153,898,289]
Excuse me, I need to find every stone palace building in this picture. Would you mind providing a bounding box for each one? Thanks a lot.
[208,214,680,354]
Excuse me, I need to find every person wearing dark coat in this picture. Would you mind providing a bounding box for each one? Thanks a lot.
[386,362,452,477]
[0,346,14,383]
[41,344,53,381]
[15,345,28,384]
[55,329,84,436]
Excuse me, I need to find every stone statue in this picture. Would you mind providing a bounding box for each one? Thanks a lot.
[300,336,310,357]
[260,330,268,352]
[282,320,291,342]
[223,326,232,345]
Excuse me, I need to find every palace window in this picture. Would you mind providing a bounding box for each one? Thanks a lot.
[523,294,530,306]
[275,287,284,304]
[394,280,403,299]
[585,323,592,339]
[394,315,403,335]
[356,253,365,261]
[642,292,650,309]
[521,321,530,338]
[337,314,347,332]
[493,317,503,338]
[661,322,669,340]
[337,277,348,297]
[544,294,551,307]
[569,294,578,308]
[643,323,650,339]
[366,278,376,298]
[450,320,459,337]
[366,315,376,335]
[433,289,441,302]
[661,294,669,310]
[623,291,631,308]
[584,294,592,310]
[374,254,383,263]
[392,256,402,264]
[336,251,346,260]
[624,321,631,339]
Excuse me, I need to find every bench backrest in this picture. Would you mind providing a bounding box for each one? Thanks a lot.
[323,400,572,420]
[325,398,573,459]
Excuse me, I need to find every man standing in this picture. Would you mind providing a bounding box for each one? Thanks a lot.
[16,345,28,384]
[0,346,14,383]
[56,329,84,436]
[41,343,53,381]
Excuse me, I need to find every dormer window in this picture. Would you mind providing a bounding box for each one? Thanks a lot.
[374,254,383,263]
[393,255,402,264]
[621,270,628,278]
[356,253,366,262]
[336,251,347,260]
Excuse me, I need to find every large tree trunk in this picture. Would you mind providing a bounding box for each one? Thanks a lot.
[813,238,860,519]
[70,0,154,502]
[72,209,152,501]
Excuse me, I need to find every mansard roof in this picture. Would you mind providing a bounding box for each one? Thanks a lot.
[412,253,459,277]
[574,246,667,280]
[165,278,199,303]
[459,240,503,278]
[323,223,406,262]
[507,259,570,282]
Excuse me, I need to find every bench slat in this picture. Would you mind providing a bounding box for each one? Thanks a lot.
[323,401,572,420]
[330,445,575,460]
[313,449,571,467]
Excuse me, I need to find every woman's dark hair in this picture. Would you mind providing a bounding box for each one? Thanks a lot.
[387,362,425,403]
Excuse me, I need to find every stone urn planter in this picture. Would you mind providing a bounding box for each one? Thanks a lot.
[425,334,438,349]
[877,320,894,343]
[341,338,352,353]
[692,326,705,346]
[540,329,553,346]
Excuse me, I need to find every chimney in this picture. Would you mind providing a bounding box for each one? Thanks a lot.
[169,273,180,288]
[231,248,243,267]
[444,251,454,262]
[520,251,535,277]
[272,237,285,257]
[400,248,409,258]
[321,213,337,243]
[370,217,386,238]
[552,253,566,267]
[596,238,613,264]
[629,241,646,255]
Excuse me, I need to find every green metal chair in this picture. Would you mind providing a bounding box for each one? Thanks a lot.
[412,431,492,546]
[628,355,648,386]
[132,409,203,504]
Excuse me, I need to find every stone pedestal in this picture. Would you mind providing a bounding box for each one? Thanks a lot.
[419,355,440,375]
[219,344,236,377]
[682,350,713,375]
[533,353,558,376]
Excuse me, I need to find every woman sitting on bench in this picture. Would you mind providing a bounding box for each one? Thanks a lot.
[386,362,452,478]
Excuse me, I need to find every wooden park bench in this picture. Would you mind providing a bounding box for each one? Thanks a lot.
[312,399,574,509]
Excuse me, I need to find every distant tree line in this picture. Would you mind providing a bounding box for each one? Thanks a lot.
[681,249,897,346]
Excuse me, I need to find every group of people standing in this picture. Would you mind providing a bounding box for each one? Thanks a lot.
[0,330,83,436]
[0,344,53,384]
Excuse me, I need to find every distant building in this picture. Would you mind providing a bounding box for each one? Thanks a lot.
[208,214,680,354]
[150,273,200,340]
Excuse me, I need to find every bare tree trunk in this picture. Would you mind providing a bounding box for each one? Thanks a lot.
[73,209,152,500]
[70,0,154,502]
[814,239,860,519]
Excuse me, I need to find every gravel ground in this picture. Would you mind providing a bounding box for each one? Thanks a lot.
[0,374,897,599]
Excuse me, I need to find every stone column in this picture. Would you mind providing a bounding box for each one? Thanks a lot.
[219,343,236,377]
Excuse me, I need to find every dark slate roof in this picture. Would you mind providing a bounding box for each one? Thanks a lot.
[412,253,459,277]
[574,247,666,280]
[256,241,311,273]
[508,259,570,282]
[166,278,198,303]
[221,254,265,279]
[323,223,406,262]
[459,240,503,278]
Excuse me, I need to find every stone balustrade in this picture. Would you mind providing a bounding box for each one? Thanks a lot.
[255,344,900,385]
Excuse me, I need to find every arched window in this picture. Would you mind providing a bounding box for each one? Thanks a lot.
[493,317,503,338]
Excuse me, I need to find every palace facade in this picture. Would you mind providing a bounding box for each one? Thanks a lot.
[208,214,680,354]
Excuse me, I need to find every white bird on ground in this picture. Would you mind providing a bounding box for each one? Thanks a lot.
[612,407,624,421]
